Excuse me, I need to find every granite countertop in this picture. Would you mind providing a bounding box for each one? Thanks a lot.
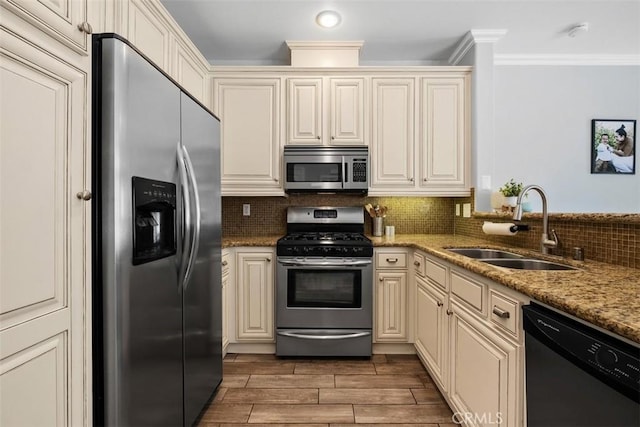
[223,233,640,344]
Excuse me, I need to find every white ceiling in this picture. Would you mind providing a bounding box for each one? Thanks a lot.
[159,0,640,66]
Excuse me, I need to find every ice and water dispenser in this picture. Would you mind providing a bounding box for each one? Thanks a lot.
[132,176,177,265]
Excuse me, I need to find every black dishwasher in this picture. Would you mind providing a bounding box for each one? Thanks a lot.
[523,302,639,427]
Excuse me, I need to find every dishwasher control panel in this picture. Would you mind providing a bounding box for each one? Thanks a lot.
[523,303,640,402]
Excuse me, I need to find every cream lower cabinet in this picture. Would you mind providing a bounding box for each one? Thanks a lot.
[0,14,90,427]
[221,250,231,356]
[374,249,410,342]
[413,252,526,427]
[449,300,519,427]
[212,77,283,195]
[235,249,275,342]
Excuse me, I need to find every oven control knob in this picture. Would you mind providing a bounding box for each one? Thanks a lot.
[595,347,618,369]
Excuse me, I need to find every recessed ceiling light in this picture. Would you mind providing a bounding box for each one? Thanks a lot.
[316,10,341,28]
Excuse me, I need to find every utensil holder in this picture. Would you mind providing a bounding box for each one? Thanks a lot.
[373,217,384,236]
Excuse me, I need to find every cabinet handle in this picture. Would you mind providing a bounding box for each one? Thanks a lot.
[379,277,384,282]
[409,177,414,182]
[413,261,421,266]
[274,178,279,182]
[266,258,271,262]
[77,21,93,34]
[222,260,228,266]
[331,136,335,140]
[492,306,511,319]
[316,135,321,140]
[423,178,427,182]
[437,301,443,307]
[76,190,92,201]
[446,309,453,316]
[386,258,398,263]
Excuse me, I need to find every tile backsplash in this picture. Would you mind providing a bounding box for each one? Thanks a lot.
[222,193,639,269]
[222,195,456,236]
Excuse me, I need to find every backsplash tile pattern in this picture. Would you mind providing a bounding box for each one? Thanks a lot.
[223,191,638,269]
[453,191,639,268]
[222,195,456,237]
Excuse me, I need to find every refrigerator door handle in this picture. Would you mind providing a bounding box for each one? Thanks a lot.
[177,142,192,290]
[182,144,201,289]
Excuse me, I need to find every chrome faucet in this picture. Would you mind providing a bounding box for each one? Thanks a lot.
[512,185,559,254]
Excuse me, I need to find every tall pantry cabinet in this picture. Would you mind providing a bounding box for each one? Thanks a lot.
[0,0,210,425]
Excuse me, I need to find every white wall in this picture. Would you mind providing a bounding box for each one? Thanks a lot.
[486,65,639,213]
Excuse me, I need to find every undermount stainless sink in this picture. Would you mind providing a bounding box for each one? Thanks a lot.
[446,247,579,271]
[447,248,524,259]
[479,258,578,271]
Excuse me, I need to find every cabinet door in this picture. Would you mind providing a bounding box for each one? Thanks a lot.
[127,0,171,70]
[371,78,415,188]
[0,24,89,426]
[415,277,448,391]
[236,251,275,341]
[3,0,89,52]
[375,271,408,342]
[213,78,282,195]
[287,78,323,144]
[221,271,230,356]
[170,35,209,106]
[419,77,469,192]
[449,302,519,427]
[330,78,366,145]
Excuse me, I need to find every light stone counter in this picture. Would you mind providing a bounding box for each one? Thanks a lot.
[223,233,640,344]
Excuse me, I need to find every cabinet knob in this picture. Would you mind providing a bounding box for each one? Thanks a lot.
[77,21,93,34]
[437,301,443,307]
[76,190,92,201]
[423,178,427,182]
[379,277,384,282]
[266,257,271,262]
[409,177,414,182]
[446,309,453,316]
[221,260,228,266]
[414,261,421,266]
[316,135,321,140]
[331,136,335,140]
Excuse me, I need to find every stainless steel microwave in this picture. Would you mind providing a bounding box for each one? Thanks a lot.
[283,146,369,194]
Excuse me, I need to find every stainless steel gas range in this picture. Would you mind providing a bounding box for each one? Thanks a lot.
[275,207,373,357]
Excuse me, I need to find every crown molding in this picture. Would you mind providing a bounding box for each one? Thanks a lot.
[494,54,640,66]
[449,29,508,65]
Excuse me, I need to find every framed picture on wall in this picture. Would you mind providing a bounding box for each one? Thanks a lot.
[591,119,636,174]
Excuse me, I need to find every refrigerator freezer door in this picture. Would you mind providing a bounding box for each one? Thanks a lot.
[180,93,222,426]
[97,37,183,426]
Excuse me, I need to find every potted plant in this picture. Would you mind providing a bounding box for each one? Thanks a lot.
[499,179,523,207]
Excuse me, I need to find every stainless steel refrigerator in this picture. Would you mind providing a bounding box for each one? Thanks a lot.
[92,34,222,426]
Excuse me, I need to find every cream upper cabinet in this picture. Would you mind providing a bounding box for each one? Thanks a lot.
[235,249,275,342]
[286,77,367,145]
[2,0,90,53]
[213,76,283,196]
[1,14,90,426]
[170,35,210,107]
[370,78,416,189]
[369,72,470,196]
[419,76,470,194]
[126,0,171,70]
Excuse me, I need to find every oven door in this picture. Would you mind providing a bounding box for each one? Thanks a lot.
[284,155,344,192]
[276,257,373,329]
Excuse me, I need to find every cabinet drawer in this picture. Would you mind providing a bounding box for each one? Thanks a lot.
[451,271,485,314]
[413,252,425,277]
[222,252,231,276]
[376,252,407,268]
[489,290,519,337]
[425,258,447,290]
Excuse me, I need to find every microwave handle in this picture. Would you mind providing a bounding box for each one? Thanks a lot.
[344,161,348,183]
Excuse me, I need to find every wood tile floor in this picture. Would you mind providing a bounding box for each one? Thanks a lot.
[197,354,459,426]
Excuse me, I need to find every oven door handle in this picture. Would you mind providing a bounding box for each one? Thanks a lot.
[277,259,373,267]
[277,331,371,340]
